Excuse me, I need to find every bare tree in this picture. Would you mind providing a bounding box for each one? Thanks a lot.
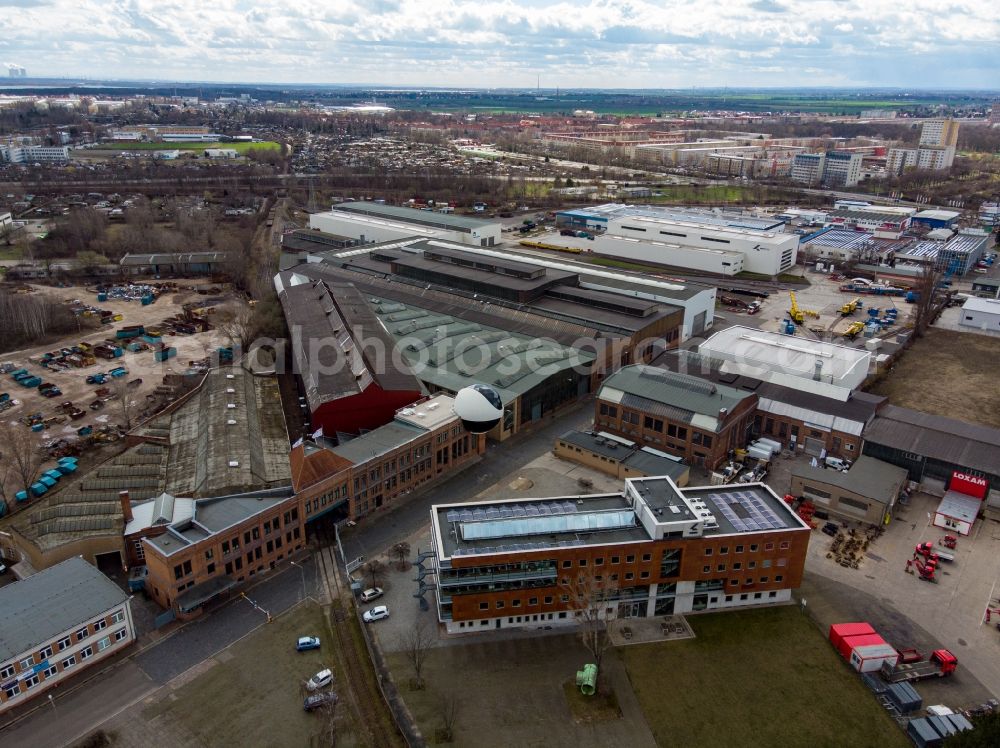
[110,377,139,431]
[400,619,435,690]
[0,422,44,496]
[390,541,411,571]
[558,570,620,675]
[314,697,338,747]
[437,690,461,743]
[361,559,387,590]
[912,261,944,337]
[216,302,261,356]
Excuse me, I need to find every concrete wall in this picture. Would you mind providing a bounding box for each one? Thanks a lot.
[550,232,745,275]
[959,308,1000,332]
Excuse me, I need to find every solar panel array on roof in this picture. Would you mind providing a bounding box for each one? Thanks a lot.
[707,490,788,532]
[446,500,579,523]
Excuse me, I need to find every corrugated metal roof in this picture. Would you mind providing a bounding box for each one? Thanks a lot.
[791,455,908,501]
[864,405,1000,475]
[0,557,128,660]
[600,365,754,421]
[331,201,498,232]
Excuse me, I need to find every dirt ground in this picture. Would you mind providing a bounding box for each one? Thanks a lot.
[868,327,1000,428]
[1,281,237,440]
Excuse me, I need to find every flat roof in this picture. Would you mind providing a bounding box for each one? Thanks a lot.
[791,455,908,502]
[962,297,1000,315]
[828,209,907,222]
[802,228,876,250]
[674,483,806,536]
[331,420,427,463]
[699,326,871,384]
[558,203,785,232]
[557,430,689,480]
[943,233,989,255]
[913,210,961,221]
[936,491,980,524]
[0,557,128,660]
[120,252,227,265]
[330,201,499,233]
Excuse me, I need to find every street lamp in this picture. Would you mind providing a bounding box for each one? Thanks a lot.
[289,561,306,600]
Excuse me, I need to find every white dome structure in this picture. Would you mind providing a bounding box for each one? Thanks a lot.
[453,384,503,434]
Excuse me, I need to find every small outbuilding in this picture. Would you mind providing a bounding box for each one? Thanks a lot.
[789,455,909,525]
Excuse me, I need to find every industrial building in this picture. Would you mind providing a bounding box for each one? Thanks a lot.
[310,201,502,247]
[553,204,798,276]
[429,475,811,633]
[0,144,70,163]
[910,210,961,230]
[119,252,231,276]
[696,326,871,401]
[656,348,882,459]
[554,430,691,484]
[789,455,909,526]
[937,230,990,275]
[825,209,910,239]
[7,367,291,574]
[595,365,758,470]
[862,405,999,516]
[0,557,135,714]
[275,273,424,436]
[959,297,1000,332]
[143,394,483,617]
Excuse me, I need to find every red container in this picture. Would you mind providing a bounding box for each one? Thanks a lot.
[830,622,876,659]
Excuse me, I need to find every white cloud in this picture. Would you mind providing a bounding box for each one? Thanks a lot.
[0,0,995,87]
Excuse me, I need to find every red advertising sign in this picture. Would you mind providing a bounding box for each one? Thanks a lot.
[950,471,988,500]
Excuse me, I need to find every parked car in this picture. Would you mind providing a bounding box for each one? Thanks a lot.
[296,636,321,652]
[303,692,339,712]
[306,668,334,691]
[824,456,852,471]
[360,587,383,603]
[362,605,389,623]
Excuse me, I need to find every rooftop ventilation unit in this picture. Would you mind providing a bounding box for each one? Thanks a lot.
[228,460,239,467]
[227,403,237,409]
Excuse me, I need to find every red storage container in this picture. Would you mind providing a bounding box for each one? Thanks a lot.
[830,622,876,659]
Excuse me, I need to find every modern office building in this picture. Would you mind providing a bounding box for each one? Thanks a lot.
[0,557,135,714]
[0,145,70,163]
[429,475,811,633]
[310,201,503,248]
[595,365,758,470]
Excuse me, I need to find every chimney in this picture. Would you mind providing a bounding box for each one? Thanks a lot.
[813,359,823,381]
[719,407,728,420]
[120,490,133,523]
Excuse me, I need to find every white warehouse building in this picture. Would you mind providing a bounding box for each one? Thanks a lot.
[697,325,871,401]
[959,297,1000,334]
[553,204,798,276]
[310,201,503,248]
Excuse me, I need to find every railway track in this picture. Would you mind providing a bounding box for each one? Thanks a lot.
[314,531,402,748]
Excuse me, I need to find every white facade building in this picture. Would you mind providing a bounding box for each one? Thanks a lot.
[959,297,1000,334]
[822,152,863,187]
[791,153,825,184]
[0,145,70,163]
[310,201,503,248]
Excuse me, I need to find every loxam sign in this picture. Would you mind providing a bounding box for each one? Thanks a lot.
[950,471,989,500]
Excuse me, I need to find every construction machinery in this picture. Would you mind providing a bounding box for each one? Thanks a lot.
[915,542,954,563]
[843,321,866,340]
[839,297,863,316]
[881,649,958,683]
[907,555,938,582]
[788,291,804,324]
[940,535,958,550]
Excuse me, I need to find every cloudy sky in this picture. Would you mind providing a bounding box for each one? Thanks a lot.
[1,0,997,88]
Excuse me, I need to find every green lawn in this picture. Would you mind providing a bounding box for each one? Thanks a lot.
[141,602,356,747]
[87,141,281,153]
[621,607,909,748]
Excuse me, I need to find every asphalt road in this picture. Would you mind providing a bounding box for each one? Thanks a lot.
[339,401,594,563]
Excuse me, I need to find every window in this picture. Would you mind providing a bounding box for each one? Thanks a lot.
[754,592,762,600]
[626,554,635,563]
[23,674,39,690]
[94,619,107,632]
[76,627,89,641]
[702,565,711,574]
[512,599,521,608]
[775,575,784,583]
[560,595,569,603]
[749,544,758,552]
[720,546,729,555]
[4,683,19,699]
[748,561,756,570]
[595,557,604,566]
[38,645,53,659]
[62,656,76,670]
[112,610,125,624]
[19,656,33,670]
[716,564,726,572]
[562,560,572,568]
[579,559,587,567]
[735,545,744,553]
[641,553,651,562]
[764,543,774,551]
[760,576,769,584]
[704,548,713,556]
[640,571,650,580]
[496,600,505,609]
[762,559,772,568]
[97,636,111,652]
[730,579,739,587]
[80,647,93,661]
[205,549,214,561]
[611,556,620,565]
[529,597,538,606]
[779,541,790,550]
[624,572,635,581]
[42,665,57,679]
[479,602,488,611]
[0,664,13,679]
[206,563,216,575]
[544,596,553,604]
[769,591,778,598]
[745,578,754,586]
[733,562,742,571]
[115,629,128,642]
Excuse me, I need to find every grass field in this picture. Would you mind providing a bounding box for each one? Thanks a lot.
[868,327,1000,429]
[140,602,356,747]
[88,141,281,153]
[621,607,909,748]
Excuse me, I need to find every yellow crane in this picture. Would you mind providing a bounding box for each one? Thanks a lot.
[788,291,804,324]
[844,320,866,339]
[839,297,862,316]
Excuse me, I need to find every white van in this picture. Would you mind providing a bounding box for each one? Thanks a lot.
[825,456,852,471]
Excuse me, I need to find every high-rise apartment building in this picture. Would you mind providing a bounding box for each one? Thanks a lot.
[919,118,959,148]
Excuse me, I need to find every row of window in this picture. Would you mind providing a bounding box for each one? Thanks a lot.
[458,612,568,628]
[2,628,128,701]
[561,552,650,568]
[704,541,790,556]
[2,610,125,679]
